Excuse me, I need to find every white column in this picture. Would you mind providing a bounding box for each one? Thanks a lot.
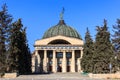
[52,50,56,72]
[32,56,35,72]
[77,58,81,72]
[43,50,47,72]
[81,49,83,58]
[35,50,40,73]
[62,50,66,72]
[71,50,75,72]
[80,49,83,72]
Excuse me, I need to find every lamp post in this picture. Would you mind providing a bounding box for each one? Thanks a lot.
[109,62,112,74]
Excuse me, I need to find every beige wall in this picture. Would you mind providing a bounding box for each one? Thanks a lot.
[35,35,83,45]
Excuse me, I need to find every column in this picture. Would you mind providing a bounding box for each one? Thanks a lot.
[80,49,83,58]
[62,50,66,72]
[43,50,47,72]
[80,49,83,72]
[32,56,35,72]
[77,58,81,72]
[52,50,56,72]
[35,50,40,73]
[71,50,75,72]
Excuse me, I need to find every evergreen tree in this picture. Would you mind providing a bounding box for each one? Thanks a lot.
[81,28,94,73]
[21,26,31,74]
[112,19,120,70]
[0,4,12,73]
[9,19,31,74]
[93,20,115,73]
[0,4,31,74]
[8,19,22,72]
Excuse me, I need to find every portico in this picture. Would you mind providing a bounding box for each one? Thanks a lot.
[35,48,83,73]
[32,35,83,73]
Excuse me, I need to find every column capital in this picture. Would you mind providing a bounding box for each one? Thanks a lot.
[81,47,84,50]
[63,50,66,53]
[53,50,56,53]
[35,50,38,56]
[72,50,74,52]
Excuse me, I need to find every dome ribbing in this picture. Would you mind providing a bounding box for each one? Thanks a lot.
[42,20,82,40]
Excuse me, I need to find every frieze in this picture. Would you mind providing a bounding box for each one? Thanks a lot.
[36,45,83,50]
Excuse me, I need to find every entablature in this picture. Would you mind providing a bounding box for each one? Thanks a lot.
[35,45,83,50]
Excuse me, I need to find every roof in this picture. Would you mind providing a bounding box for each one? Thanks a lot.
[42,20,82,40]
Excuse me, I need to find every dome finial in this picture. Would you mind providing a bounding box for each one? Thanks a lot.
[60,7,65,20]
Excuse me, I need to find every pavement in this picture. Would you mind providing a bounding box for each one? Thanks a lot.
[0,73,106,80]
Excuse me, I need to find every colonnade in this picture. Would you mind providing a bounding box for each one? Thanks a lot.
[34,49,83,73]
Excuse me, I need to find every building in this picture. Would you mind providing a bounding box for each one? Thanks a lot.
[32,12,84,73]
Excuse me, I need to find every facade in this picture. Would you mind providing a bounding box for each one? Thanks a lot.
[32,15,84,73]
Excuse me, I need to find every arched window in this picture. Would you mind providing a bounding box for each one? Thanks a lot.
[48,39,70,44]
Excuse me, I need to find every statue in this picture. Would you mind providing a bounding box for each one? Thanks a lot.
[60,7,64,20]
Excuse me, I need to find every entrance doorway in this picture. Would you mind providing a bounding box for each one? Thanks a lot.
[67,66,70,72]
[57,65,62,72]
[49,66,52,72]
[57,56,62,72]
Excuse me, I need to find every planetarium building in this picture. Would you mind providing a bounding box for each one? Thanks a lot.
[32,13,84,73]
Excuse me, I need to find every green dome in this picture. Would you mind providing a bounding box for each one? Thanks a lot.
[42,20,82,39]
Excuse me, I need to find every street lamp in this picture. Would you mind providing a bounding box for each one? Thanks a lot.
[109,62,112,73]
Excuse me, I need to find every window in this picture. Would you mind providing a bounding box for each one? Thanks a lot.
[56,52,63,58]
[48,39,70,44]
[66,52,72,58]
[49,53,53,58]
[49,61,52,65]
[48,52,53,58]
[58,61,62,64]
[67,61,71,65]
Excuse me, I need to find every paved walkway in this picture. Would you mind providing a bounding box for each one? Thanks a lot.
[0,73,103,80]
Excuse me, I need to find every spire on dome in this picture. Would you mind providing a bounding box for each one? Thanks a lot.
[60,7,65,20]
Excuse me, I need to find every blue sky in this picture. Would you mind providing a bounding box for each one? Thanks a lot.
[0,0,120,52]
